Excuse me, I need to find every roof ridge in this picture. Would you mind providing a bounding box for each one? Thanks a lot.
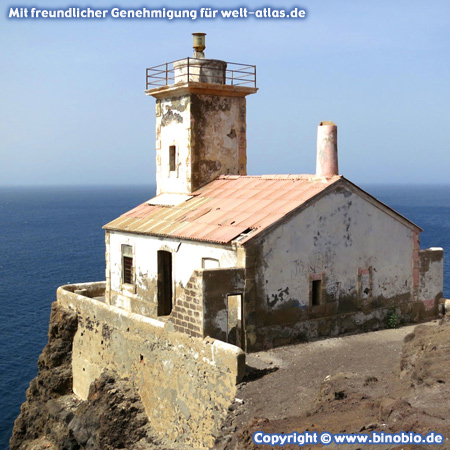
[218,174,343,181]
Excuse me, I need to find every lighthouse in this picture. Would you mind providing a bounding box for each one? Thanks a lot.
[145,33,258,196]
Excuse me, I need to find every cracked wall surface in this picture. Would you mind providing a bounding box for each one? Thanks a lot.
[243,185,442,350]
[57,285,245,449]
[155,93,247,195]
[106,230,239,319]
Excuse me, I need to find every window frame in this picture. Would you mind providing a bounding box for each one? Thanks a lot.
[169,145,176,172]
[121,244,134,285]
[202,257,220,269]
[309,273,324,308]
[311,279,322,306]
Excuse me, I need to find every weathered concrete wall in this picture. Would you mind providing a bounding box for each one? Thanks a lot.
[174,58,227,84]
[155,92,247,195]
[106,230,238,319]
[168,267,246,344]
[201,268,246,344]
[244,184,425,350]
[57,282,245,449]
[418,247,444,314]
[156,94,191,195]
[190,94,247,191]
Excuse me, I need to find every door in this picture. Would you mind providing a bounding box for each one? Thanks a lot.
[157,251,172,316]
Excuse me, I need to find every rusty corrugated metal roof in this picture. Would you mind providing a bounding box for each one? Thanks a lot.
[103,174,342,244]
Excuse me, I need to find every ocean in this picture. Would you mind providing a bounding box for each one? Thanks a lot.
[1,184,450,449]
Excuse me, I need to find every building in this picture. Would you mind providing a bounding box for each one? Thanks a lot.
[103,34,443,352]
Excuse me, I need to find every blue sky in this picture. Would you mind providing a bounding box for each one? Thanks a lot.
[1,0,449,186]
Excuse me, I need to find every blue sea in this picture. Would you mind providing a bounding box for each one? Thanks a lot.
[1,184,450,449]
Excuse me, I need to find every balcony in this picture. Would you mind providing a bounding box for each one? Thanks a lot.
[145,57,257,90]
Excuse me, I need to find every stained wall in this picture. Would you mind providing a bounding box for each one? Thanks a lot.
[155,92,247,195]
[105,230,239,319]
[57,283,245,449]
[243,184,442,350]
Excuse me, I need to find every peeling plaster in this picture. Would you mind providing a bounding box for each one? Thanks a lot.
[106,231,239,319]
[252,188,418,331]
[155,92,248,195]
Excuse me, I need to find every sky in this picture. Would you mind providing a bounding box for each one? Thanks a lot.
[1,0,449,186]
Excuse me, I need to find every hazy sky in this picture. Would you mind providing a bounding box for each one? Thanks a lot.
[1,0,449,186]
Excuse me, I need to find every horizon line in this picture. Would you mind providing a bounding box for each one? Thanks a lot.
[2,182,450,188]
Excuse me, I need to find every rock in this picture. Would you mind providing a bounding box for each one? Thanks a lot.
[10,303,78,450]
[9,303,167,450]
[378,398,413,423]
[444,299,450,315]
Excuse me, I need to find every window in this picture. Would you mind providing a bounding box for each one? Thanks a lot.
[202,257,220,269]
[169,145,176,171]
[122,245,133,285]
[311,279,322,306]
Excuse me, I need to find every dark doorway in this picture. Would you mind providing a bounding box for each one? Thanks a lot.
[311,279,322,306]
[157,250,173,316]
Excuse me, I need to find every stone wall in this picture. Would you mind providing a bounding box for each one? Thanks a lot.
[169,270,204,338]
[419,247,444,315]
[169,267,246,345]
[202,268,246,344]
[57,282,245,449]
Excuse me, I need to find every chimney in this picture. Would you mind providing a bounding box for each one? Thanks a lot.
[316,121,339,177]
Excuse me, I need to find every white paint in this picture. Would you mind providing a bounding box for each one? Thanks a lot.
[202,257,220,269]
[257,186,416,310]
[156,95,191,195]
[148,193,193,206]
[107,231,239,314]
[155,91,247,195]
[173,58,227,84]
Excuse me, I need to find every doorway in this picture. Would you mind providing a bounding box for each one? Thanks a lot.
[157,250,172,316]
[227,294,243,348]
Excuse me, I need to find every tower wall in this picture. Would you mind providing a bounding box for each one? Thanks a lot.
[155,94,192,195]
[155,91,248,195]
[190,93,247,191]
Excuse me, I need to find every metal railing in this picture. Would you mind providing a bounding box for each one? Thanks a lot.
[146,57,256,89]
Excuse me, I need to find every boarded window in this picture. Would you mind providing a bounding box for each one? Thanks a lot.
[157,250,173,316]
[169,146,176,171]
[311,279,322,306]
[122,244,133,285]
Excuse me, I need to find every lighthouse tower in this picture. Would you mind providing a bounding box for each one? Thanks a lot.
[145,33,258,196]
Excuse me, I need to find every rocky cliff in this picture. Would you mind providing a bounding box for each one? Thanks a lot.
[9,303,168,450]
[11,302,450,450]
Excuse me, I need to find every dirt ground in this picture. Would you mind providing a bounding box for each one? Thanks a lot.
[13,304,450,450]
[217,319,450,450]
